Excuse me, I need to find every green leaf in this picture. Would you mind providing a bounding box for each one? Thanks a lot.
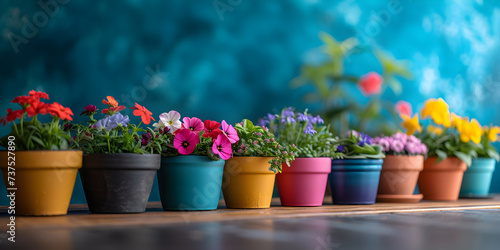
[435,149,448,162]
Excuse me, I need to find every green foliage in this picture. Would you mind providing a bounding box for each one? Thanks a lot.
[232,119,296,173]
[71,112,159,154]
[417,129,477,166]
[336,132,385,159]
[0,116,70,150]
[262,107,342,159]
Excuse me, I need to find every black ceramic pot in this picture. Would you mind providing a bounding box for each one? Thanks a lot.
[80,153,161,213]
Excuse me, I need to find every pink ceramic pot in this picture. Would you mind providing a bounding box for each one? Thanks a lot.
[276,157,331,206]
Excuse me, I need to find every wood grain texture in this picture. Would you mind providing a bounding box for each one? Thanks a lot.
[2,196,500,231]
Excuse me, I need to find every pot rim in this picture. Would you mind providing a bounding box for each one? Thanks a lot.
[224,156,276,174]
[83,153,160,170]
[0,150,83,169]
[280,157,332,174]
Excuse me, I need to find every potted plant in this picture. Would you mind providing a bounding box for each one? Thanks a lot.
[459,126,499,197]
[72,96,160,213]
[259,107,340,207]
[408,98,477,201]
[330,131,385,204]
[373,132,427,202]
[152,110,239,211]
[0,90,81,216]
[222,119,296,209]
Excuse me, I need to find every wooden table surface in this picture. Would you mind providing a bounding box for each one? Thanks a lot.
[2,197,500,249]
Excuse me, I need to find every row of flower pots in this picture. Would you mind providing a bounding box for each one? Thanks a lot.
[0,92,498,216]
[1,151,495,215]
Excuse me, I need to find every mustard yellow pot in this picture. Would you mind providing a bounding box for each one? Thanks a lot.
[222,157,276,209]
[0,150,82,216]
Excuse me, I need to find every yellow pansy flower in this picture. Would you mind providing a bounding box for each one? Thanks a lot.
[427,125,443,136]
[487,126,500,142]
[456,118,482,144]
[401,114,422,135]
[421,98,451,127]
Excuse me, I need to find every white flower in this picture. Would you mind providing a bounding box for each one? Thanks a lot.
[159,110,182,133]
[152,119,165,129]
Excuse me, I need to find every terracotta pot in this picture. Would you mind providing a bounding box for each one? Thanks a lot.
[277,157,331,207]
[221,157,276,209]
[377,155,424,198]
[418,157,467,201]
[81,153,160,213]
[0,150,82,216]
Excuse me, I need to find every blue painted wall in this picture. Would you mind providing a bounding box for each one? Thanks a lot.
[1,0,500,205]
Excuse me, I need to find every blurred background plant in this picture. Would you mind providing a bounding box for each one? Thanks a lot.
[290,32,413,136]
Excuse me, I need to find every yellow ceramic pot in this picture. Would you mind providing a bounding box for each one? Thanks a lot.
[222,157,276,209]
[0,150,83,216]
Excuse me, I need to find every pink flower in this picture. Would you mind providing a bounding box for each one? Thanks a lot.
[392,132,408,142]
[395,101,412,116]
[419,143,428,154]
[222,120,239,144]
[212,134,232,160]
[174,129,199,155]
[408,135,420,144]
[358,72,383,96]
[182,117,204,134]
[376,137,391,152]
[390,139,405,153]
[405,142,419,154]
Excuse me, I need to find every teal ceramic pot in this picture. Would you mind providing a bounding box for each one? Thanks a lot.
[459,158,496,197]
[329,159,383,205]
[158,156,224,211]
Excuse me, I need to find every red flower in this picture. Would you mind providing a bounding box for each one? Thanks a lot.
[26,100,49,117]
[130,102,155,125]
[0,116,6,126]
[6,108,25,122]
[358,72,383,96]
[203,120,222,139]
[80,104,97,115]
[48,102,74,121]
[11,95,36,106]
[395,101,412,116]
[29,90,49,100]
[102,105,125,114]
[102,96,119,107]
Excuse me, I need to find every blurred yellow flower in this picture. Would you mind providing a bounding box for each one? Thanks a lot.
[487,126,500,142]
[421,98,451,127]
[456,118,482,144]
[401,114,422,135]
[427,125,443,136]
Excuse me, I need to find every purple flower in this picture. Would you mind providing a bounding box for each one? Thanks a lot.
[358,133,373,146]
[257,119,269,127]
[304,127,317,135]
[405,142,419,154]
[96,113,130,130]
[337,145,345,152]
[419,143,428,154]
[80,104,97,116]
[281,116,296,124]
[315,115,324,125]
[408,135,421,144]
[267,113,276,121]
[392,132,408,142]
[308,115,317,124]
[64,122,72,131]
[390,139,405,153]
[297,113,308,122]
[141,138,148,146]
[283,107,295,117]
[376,137,391,152]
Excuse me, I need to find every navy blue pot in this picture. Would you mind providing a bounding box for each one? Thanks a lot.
[329,159,383,205]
